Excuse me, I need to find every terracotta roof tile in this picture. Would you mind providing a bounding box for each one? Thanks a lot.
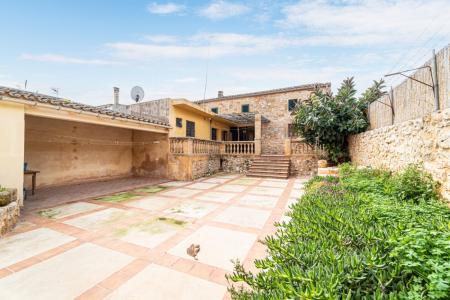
[0,86,170,127]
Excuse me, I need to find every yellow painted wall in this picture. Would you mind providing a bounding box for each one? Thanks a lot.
[0,102,25,204]
[170,106,230,141]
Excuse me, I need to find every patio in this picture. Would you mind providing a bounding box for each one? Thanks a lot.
[0,173,306,299]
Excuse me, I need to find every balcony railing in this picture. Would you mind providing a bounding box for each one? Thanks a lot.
[169,137,255,156]
[223,141,255,155]
[289,139,325,156]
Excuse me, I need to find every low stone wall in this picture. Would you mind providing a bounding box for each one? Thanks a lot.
[290,155,318,176]
[348,109,450,201]
[192,156,220,179]
[0,188,20,236]
[168,155,221,181]
[222,156,253,173]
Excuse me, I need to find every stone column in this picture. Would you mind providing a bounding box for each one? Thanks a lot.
[184,138,194,155]
[255,114,262,155]
[284,139,291,156]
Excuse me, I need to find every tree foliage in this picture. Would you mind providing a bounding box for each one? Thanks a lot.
[293,77,386,163]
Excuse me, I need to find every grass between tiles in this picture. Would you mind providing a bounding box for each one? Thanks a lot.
[228,164,450,299]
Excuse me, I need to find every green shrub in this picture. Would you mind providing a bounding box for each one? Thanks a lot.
[228,165,450,299]
[391,165,440,204]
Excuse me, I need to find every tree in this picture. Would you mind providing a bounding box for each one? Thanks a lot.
[293,77,385,163]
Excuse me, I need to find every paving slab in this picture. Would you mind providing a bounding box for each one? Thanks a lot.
[164,201,218,219]
[215,174,240,179]
[238,194,280,208]
[0,228,76,269]
[230,178,259,186]
[115,217,188,248]
[195,191,236,203]
[289,189,304,199]
[161,188,202,198]
[63,208,133,231]
[214,184,247,193]
[214,206,271,229]
[159,181,191,187]
[248,186,285,196]
[202,177,230,184]
[285,197,299,210]
[37,202,103,219]
[259,180,288,188]
[106,264,226,300]
[185,182,219,190]
[0,243,133,300]
[125,196,179,212]
[169,225,257,271]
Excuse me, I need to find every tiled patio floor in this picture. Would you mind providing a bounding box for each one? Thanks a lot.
[0,173,307,300]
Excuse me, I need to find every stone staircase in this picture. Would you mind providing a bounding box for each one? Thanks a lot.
[247,155,290,179]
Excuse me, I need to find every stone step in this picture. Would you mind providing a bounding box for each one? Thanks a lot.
[247,169,289,175]
[317,167,339,177]
[247,172,289,179]
[249,166,289,172]
[252,161,290,167]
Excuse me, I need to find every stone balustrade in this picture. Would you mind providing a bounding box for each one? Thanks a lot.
[223,141,255,155]
[169,137,256,156]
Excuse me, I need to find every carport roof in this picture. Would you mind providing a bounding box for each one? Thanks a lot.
[218,113,270,125]
[0,86,170,127]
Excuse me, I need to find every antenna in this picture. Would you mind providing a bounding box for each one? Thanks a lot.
[130,86,144,103]
[51,87,59,97]
[24,80,28,90]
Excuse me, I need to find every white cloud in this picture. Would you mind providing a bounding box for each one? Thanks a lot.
[199,1,249,20]
[20,54,121,65]
[174,77,199,83]
[143,34,178,43]
[279,0,450,46]
[147,2,185,15]
[107,32,304,60]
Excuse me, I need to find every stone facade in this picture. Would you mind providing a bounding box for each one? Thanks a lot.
[168,155,221,181]
[348,108,450,201]
[197,84,330,154]
[222,156,253,173]
[192,156,220,179]
[0,188,20,236]
[290,155,318,176]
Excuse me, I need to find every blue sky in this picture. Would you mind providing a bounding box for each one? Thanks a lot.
[1,0,449,105]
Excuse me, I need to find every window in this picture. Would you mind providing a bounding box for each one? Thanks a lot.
[211,128,217,140]
[288,99,298,111]
[211,107,218,114]
[222,131,228,141]
[186,120,195,137]
[288,124,299,138]
[241,104,249,113]
[176,118,182,128]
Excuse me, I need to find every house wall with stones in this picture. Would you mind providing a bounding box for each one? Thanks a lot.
[197,84,330,154]
[168,155,221,180]
[348,108,450,201]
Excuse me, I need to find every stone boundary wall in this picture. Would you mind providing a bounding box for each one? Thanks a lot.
[0,188,20,236]
[348,108,450,201]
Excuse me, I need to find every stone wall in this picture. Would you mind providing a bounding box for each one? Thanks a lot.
[348,108,450,201]
[222,156,253,173]
[198,85,330,154]
[290,155,318,176]
[168,155,221,180]
[192,156,221,179]
[0,189,20,236]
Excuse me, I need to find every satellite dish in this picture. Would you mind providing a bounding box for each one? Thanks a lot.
[131,86,144,103]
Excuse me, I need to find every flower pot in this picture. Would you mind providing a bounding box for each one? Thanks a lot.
[318,160,328,168]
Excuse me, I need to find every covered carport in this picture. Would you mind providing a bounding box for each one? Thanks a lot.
[0,87,171,211]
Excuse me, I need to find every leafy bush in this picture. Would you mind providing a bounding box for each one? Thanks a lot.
[228,165,450,299]
[391,165,440,204]
[293,78,385,163]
